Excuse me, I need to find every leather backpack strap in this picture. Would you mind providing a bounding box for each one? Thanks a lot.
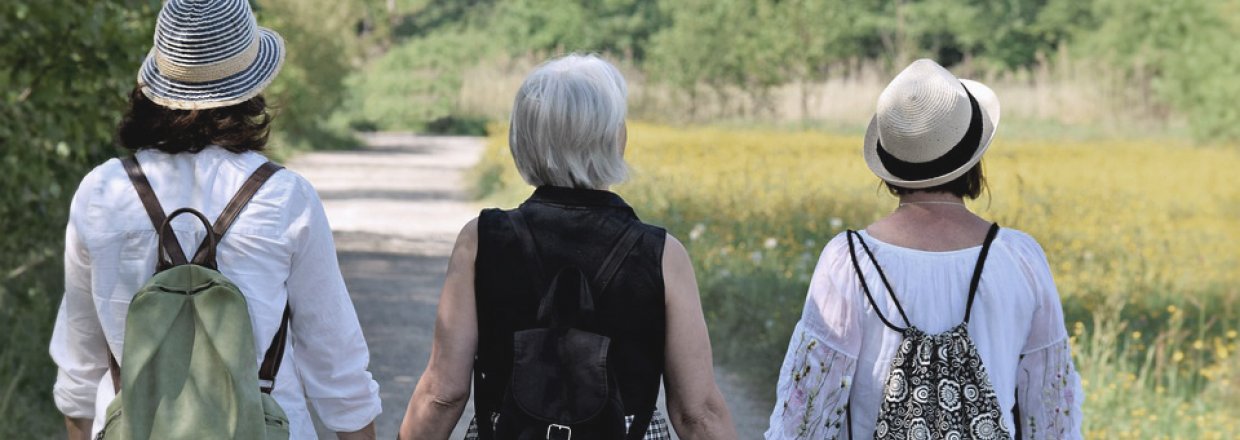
[121,156,188,267]
[107,348,121,394]
[258,304,291,394]
[191,161,284,265]
[592,223,644,295]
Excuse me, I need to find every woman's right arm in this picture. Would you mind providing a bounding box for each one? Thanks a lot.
[398,219,479,440]
[662,235,738,440]
[51,173,106,440]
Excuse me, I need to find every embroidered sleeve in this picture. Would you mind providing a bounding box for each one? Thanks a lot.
[766,321,857,440]
[1016,339,1084,439]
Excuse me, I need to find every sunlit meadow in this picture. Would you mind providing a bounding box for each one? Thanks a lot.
[474,123,1240,438]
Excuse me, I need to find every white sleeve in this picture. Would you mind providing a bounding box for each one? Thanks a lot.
[767,237,863,439]
[1016,340,1083,439]
[283,178,381,431]
[50,173,108,418]
[766,322,858,439]
[1011,233,1084,439]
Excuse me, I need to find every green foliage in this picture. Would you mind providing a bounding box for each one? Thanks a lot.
[256,0,369,151]
[0,0,159,435]
[1079,0,1240,141]
[343,30,499,132]
[492,0,667,60]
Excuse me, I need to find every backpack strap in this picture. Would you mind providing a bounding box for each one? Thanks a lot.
[963,223,1001,324]
[593,223,644,294]
[107,348,121,395]
[845,230,911,331]
[200,160,288,394]
[259,304,292,394]
[121,156,189,269]
[190,161,283,265]
[626,409,655,440]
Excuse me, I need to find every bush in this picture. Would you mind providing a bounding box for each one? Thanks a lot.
[0,1,159,435]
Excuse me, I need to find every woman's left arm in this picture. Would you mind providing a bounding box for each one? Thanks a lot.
[398,219,479,440]
[1013,234,1084,439]
[283,180,382,436]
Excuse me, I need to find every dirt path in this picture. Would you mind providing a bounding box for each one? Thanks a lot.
[289,133,769,439]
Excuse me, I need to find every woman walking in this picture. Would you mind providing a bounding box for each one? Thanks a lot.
[766,59,1083,439]
[50,1,380,438]
[398,54,736,440]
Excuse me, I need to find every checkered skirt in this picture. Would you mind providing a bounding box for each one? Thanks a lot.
[464,410,671,440]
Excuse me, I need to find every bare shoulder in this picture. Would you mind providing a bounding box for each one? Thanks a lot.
[662,233,692,273]
[454,217,480,254]
[661,233,700,307]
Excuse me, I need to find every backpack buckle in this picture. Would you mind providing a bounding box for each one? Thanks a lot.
[546,424,571,440]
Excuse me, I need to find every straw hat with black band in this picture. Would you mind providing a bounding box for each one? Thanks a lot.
[863,59,1001,189]
[138,0,285,111]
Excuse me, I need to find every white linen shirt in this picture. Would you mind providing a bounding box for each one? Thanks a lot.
[50,147,382,439]
[766,228,1084,439]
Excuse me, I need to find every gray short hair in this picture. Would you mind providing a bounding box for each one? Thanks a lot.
[509,54,629,189]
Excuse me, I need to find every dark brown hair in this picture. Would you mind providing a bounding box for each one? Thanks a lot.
[885,162,987,199]
[116,86,272,153]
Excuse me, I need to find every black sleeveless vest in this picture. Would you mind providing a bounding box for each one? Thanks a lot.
[474,186,668,435]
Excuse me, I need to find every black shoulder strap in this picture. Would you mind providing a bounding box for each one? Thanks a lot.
[963,223,1001,324]
[627,409,655,440]
[121,156,188,267]
[593,223,644,295]
[846,230,910,331]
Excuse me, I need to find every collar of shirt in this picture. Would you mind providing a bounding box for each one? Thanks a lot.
[525,185,637,217]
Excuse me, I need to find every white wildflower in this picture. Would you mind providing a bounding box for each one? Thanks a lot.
[689,223,706,241]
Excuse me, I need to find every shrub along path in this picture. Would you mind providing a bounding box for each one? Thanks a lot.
[288,133,768,439]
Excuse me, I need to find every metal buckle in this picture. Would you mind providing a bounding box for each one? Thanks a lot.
[546,424,572,440]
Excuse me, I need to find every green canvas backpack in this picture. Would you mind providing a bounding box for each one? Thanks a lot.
[98,157,291,440]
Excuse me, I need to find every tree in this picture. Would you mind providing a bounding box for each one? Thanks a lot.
[255,0,370,150]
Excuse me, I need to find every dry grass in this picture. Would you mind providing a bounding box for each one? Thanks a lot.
[457,51,1180,138]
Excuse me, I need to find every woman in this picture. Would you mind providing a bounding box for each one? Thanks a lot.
[398,54,736,440]
[766,59,1083,439]
[50,1,380,438]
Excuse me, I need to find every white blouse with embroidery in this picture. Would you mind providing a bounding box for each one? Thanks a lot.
[766,229,1083,439]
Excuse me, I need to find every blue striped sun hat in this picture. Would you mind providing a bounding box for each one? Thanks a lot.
[138,0,285,110]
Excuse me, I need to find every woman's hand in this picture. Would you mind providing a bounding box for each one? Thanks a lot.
[64,416,92,440]
[398,219,479,440]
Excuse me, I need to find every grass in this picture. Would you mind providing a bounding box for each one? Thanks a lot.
[474,122,1240,438]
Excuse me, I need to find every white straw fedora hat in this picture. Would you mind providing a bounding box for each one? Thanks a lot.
[862,59,1001,189]
[138,0,285,110]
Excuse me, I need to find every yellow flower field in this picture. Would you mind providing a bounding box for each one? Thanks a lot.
[475,123,1240,438]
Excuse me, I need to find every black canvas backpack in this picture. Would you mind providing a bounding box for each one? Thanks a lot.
[490,210,645,440]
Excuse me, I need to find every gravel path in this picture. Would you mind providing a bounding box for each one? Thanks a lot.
[288,133,770,439]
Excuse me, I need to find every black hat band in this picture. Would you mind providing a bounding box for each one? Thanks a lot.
[877,88,984,182]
